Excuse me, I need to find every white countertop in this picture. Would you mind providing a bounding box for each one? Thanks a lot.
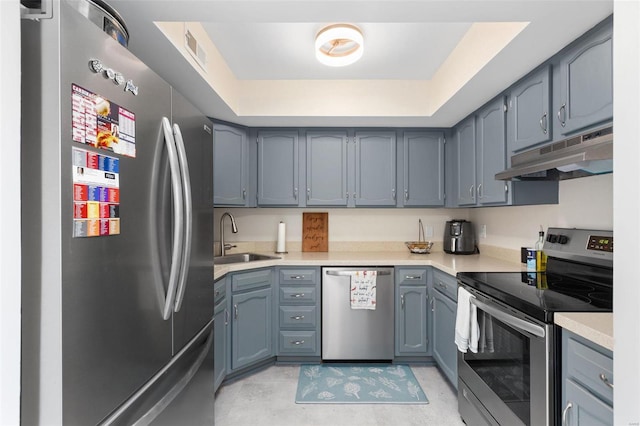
[555,312,614,351]
[213,250,526,281]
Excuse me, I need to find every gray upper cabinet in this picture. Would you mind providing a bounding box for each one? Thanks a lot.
[557,18,613,136]
[257,130,299,206]
[354,132,397,206]
[213,124,249,206]
[403,132,445,207]
[509,65,552,152]
[306,131,349,206]
[455,117,476,206]
[476,97,508,205]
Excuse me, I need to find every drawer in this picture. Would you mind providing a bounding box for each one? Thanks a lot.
[279,305,317,329]
[566,335,614,405]
[214,279,226,306]
[279,268,318,285]
[231,268,272,293]
[433,268,458,301]
[397,268,428,285]
[278,331,317,354]
[279,285,317,304]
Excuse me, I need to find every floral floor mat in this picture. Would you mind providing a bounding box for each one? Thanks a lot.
[295,364,429,404]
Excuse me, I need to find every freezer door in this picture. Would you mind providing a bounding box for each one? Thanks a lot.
[169,89,215,354]
[21,2,177,424]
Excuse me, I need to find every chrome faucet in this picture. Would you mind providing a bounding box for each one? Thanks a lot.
[220,212,238,256]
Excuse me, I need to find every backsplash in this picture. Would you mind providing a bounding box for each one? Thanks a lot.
[215,174,612,258]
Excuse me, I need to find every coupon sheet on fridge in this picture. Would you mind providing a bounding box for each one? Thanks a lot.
[71,84,136,158]
[72,147,120,238]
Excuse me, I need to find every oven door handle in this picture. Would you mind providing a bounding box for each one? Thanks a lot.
[471,297,546,338]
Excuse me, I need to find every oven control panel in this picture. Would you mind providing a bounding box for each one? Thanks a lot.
[587,235,613,252]
[543,227,613,267]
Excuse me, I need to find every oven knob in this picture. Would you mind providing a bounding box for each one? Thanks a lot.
[558,235,569,244]
[547,234,558,243]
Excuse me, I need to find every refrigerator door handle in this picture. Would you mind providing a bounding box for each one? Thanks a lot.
[172,123,193,312]
[160,117,184,320]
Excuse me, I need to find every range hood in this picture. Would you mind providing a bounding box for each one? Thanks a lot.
[496,126,613,181]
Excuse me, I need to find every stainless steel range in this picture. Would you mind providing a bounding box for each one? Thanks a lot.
[456,228,613,426]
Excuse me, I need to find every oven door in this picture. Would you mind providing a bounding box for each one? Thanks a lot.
[457,287,554,426]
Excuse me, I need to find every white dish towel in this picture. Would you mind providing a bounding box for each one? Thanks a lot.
[350,271,377,310]
[455,287,480,353]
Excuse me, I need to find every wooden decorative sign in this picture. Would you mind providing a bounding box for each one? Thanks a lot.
[302,212,328,252]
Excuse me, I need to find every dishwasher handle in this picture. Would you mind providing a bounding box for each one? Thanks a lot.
[325,270,391,277]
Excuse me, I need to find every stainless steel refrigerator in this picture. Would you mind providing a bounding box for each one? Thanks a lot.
[20,1,215,424]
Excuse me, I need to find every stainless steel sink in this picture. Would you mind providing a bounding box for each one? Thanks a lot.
[213,253,280,265]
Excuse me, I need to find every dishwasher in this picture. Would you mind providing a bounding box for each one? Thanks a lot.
[322,267,394,360]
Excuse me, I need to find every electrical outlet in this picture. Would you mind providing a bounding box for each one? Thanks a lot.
[425,225,433,238]
[480,224,487,239]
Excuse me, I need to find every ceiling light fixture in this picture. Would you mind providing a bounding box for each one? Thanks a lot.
[315,24,364,67]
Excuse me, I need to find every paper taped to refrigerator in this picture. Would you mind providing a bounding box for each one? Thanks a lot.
[72,147,120,237]
[71,83,136,157]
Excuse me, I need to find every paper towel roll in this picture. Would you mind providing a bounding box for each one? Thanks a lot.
[276,221,287,253]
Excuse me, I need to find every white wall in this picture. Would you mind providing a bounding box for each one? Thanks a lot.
[470,173,613,249]
[613,0,640,422]
[0,1,21,425]
[215,174,612,251]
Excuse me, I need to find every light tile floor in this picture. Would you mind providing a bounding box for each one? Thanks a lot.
[214,365,465,426]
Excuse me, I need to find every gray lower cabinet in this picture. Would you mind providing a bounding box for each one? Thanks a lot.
[509,65,552,152]
[561,329,613,426]
[402,132,445,207]
[257,130,299,206]
[276,267,320,357]
[395,268,430,356]
[556,17,613,136]
[354,131,397,206]
[213,123,249,206]
[213,279,227,393]
[230,269,273,371]
[431,269,458,388]
[306,131,349,206]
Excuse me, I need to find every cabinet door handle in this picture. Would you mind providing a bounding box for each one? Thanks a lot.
[307,188,310,201]
[561,402,573,426]
[401,294,405,309]
[558,104,566,127]
[290,293,305,298]
[290,315,305,320]
[234,304,238,319]
[539,112,548,134]
[599,373,614,389]
[431,296,435,312]
[224,308,229,325]
[477,183,483,199]
[291,340,305,345]
[404,189,409,201]
[294,187,298,200]
[242,189,247,200]
[392,188,396,200]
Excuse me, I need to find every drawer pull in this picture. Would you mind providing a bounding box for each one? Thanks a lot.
[437,281,448,289]
[561,402,572,426]
[290,293,305,298]
[215,290,220,297]
[291,340,305,345]
[599,373,614,389]
[290,275,304,280]
[290,315,305,320]
[404,275,421,280]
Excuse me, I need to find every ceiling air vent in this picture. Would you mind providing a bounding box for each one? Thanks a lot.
[185,29,207,72]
